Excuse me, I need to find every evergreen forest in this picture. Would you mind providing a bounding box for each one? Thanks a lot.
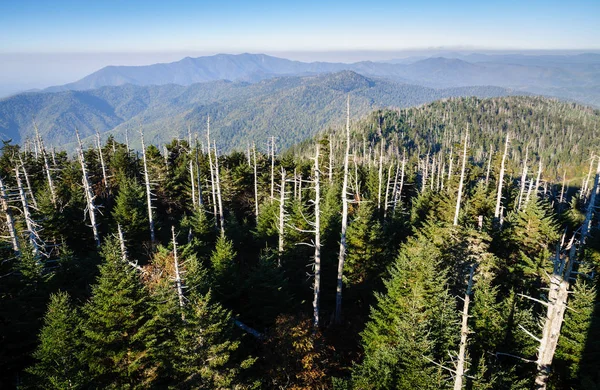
[1,96,599,389]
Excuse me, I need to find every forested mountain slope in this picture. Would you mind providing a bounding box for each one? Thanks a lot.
[292,95,600,180]
[0,71,518,151]
[0,95,598,389]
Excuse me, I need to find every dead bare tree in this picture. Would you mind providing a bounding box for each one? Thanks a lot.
[33,122,56,206]
[139,128,155,244]
[15,165,41,258]
[76,130,100,247]
[0,176,19,253]
[313,144,322,330]
[453,128,469,226]
[95,130,108,190]
[335,95,351,324]
[454,265,475,390]
[494,132,510,224]
[172,226,185,319]
[253,143,259,217]
[213,141,225,236]
[277,168,286,266]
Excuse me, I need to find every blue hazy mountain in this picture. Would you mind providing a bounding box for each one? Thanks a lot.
[42,53,600,107]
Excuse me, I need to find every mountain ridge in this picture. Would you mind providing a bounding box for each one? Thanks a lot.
[0,71,525,152]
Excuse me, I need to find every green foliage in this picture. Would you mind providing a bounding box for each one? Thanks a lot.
[27,292,84,389]
[78,237,150,388]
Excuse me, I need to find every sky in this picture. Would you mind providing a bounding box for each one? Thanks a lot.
[0,0,599,95]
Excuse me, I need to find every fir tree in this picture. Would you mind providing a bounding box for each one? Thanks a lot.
[27,291,84,389]
[78,237,150,388]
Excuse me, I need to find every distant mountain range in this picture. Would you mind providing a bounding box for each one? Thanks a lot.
[0,71,523,151]
[1,52,599,152]
[43,53,600,106]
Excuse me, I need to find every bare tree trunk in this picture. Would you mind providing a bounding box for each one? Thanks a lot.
[454,265,475,390]
[139,128,155,244]
[559,171,566,205]
[531,165,600,389]
[172,226,185,319]
[582,157,600,239]
[534,158,543,199]
[188,127,196,209]
[270,136,275,201]
[195,134,203,208]
[448,145,454,182]
[15,166,41,258]
[525,178,534,207]
[206,117,218,228]
[213,141,225,237]
[582,155,595,198]
[494,133,510,223]
[125,127,130,151]
[277,168,286,267]
[0,176,19,252]
[76,130,101,247]
[335,95,351,324]
[533,243,575,390]
[117,224,128,262]
[18,154,37,209]
[329,136,334,184]
[253,143,259,217]
[453,129,468,226]
[485,149,493,188]
[518,147,529,210]
[96,130,108,189]
[384,162,393,218]
[377,139,384,210]
[313,144,321,330]
[393,149,406,215]
[34,123,56,206]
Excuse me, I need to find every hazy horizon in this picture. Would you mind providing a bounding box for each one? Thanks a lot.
[2,48,600,98]
[1,0,599,97]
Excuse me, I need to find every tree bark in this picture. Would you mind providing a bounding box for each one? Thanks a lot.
[76,130,101,247]
[335,95,351,324]
[313,144,321,330]
[139,128,155,244]
[453,129,468,226]
[494,133,510,223]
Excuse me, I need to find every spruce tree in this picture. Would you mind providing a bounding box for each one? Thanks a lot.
[79,237,150,388]
[27,291,84,389]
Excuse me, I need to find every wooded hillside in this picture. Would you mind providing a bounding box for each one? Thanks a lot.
[0,96,598,389]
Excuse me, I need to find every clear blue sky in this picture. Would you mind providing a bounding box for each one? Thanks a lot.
[1,0,599,52]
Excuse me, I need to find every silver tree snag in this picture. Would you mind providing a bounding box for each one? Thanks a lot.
[213,141,225,236]
[187,126,197,210]
[518,146,529,210]
[277,167,286,266]
[15,165,42,258]
[253,142,259,218]
[18,154,37,209]
[454,265,475,390]
[0,176,19,253]
[313,144,322,330]
[171,226,185,318]
[206,117,218,228]
[335,95,351,324]
[453,128,468,226]
[76,129,101,247]
[270,136,276,201]
[582,156,600,240]
[494,132,510,223]
[34,122,57,206]
[139,127,155,244]
[95,130,108,190]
